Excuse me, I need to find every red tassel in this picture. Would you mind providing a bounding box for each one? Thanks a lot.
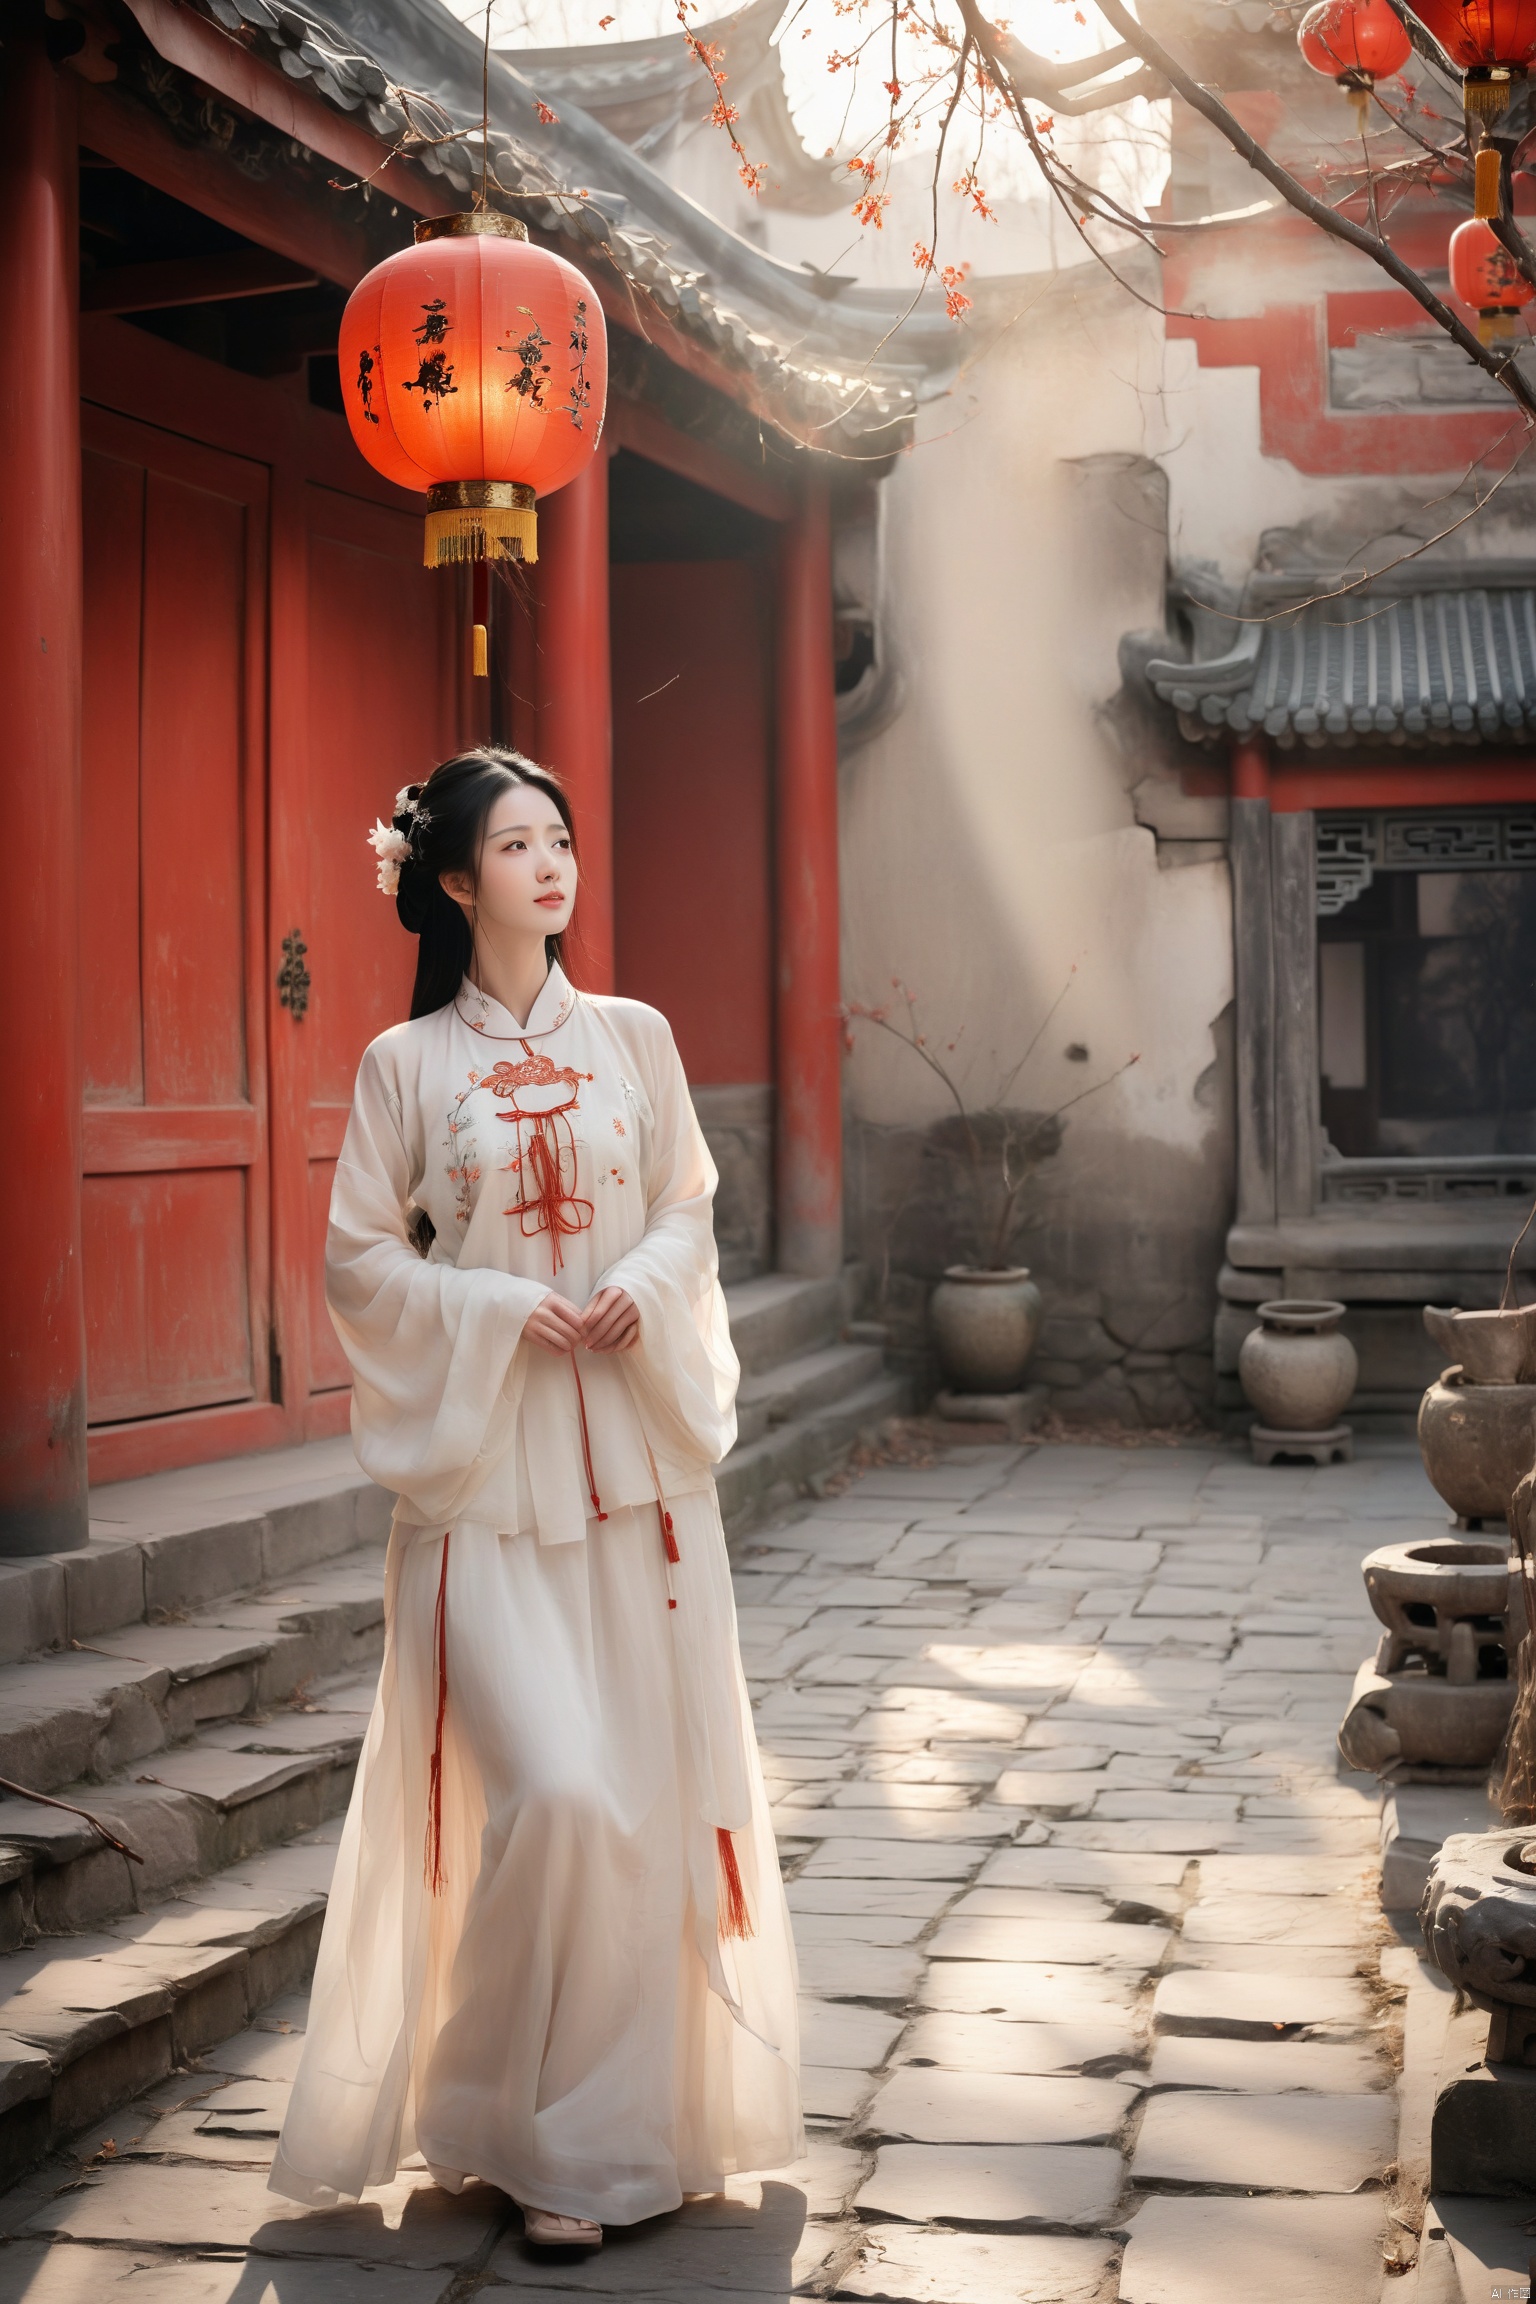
[426,1532,451,1895]
[716,1827,753,1940]
[662,1507,681,1565]
[570,1353,607,1522]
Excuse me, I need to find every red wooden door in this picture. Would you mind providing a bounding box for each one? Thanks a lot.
[288,485,459,1408]
[79,409,274,1444]
[610,559,773,1082]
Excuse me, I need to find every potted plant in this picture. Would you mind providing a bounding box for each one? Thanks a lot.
[844,976,1137,1396]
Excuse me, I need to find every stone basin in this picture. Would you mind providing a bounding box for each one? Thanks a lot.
[1361,1537,1518,1676]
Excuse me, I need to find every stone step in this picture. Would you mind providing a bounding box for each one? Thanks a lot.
[735,1340,888,1446]
[0,1437,389,1667]
[717,1370,911,1531]
[722,1269,860,1378]
[0,1544,385,1801]
[0,1816,343,2190]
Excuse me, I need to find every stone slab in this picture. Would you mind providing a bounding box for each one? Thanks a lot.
[487,2183,839,2292]
[922,1962,1137,2020]
[801,1841,987,1880]
[798,1999,907,2071]
[19,2163,505,2263]
[1428,2192,1536,2304]
[831,2229,1115,2303]
[1151,1970,1371,2037]
[855,2142,1123,2229]
[927,1917,1170,1968]
[1147,2036,1388,2093]
[786,1880,955,1920]
[803,2065,869,2121]
[898,2010,1138,2074]
[1117,2194,1386,2304]
[1130,2089,1396,2191]
[951,1889,1116,1925]
[796,1945,925,1999]
[864,2067,1137,2145]
[1180,1894,1364,1946]
[0,2244,456,2304]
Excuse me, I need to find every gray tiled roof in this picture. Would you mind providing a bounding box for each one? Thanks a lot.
[1146,575,1536,747]
[190,0,957,443]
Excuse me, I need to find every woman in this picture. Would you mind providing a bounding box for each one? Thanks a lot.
[269,748,801,2246]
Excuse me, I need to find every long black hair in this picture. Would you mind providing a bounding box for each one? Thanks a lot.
[391,748,578,1021]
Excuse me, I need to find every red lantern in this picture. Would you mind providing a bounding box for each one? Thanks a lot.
[1449,215,1536,339]
[339,211,607,571]
[1402,0,1536,113]
[1298,0,1412,115]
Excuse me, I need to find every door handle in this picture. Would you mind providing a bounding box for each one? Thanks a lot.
[277,930,311,1018]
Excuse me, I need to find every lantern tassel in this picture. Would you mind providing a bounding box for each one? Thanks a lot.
[1476,143,1503,221]
[425,502,538,569]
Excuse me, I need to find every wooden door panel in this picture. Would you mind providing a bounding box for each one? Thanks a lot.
[140,470,249,1104]
[300,484,453,1396]
[82,1170,254,1423]
[81,450,145,1104]
[307,1157,352,1392]
[79,408,270,1436]
[611,560,772,1084]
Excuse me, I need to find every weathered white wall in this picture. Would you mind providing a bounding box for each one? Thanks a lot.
[838,262,1237,1423]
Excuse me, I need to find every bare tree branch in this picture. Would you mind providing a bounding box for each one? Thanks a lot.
[1068,0,1536,419]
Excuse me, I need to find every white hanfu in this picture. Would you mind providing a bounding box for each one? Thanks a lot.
[269,964,802,2222]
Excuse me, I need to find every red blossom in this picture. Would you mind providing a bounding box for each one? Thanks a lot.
[534,98,559,124]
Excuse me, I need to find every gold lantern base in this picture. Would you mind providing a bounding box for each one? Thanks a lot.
[425,481,538,568]
[1465,67,1519,120]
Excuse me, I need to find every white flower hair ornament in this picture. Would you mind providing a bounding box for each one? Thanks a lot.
[367,818,412,897]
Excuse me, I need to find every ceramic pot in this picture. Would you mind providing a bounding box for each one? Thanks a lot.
[1237,1299,1357,1431]
[929,1267,1043,1395]
[1424,1303,1536,1387]
[1418,1370,1536,1524]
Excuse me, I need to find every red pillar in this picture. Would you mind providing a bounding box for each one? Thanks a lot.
[1231,734,1271,801]
[538,452,613,992]
[775,479,843,1278]
[0,42,87,1554]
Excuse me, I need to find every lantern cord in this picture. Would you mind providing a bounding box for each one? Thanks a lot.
[479,0,492,211]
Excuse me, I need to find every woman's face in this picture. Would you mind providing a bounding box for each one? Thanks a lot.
[441,783,577,943]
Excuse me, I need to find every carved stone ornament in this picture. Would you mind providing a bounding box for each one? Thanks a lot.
[1361,1538,1520,1677]
[1421,1829,1536,2064]
[1338,1538,1521,1780]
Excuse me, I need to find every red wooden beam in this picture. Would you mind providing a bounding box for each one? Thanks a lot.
[538,455,615,993]
[1270,758,1536,811]
[83,249,318,312]
[604,396,793,522]
[117,0,438,218]
[775,479,843,1278]
[0,44,89,1554]
[77,80,380,288]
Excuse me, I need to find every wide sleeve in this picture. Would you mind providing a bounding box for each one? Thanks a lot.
[326,1041,550,1524]
[603,1018,740,1467]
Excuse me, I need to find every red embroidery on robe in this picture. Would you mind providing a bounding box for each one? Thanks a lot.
[482,1047,596,1272]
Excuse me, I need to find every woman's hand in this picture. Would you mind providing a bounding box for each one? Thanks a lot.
[581,1286,640,1354]
[524,1291,587,1356]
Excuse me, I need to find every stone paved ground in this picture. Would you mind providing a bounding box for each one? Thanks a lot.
[0,1433,1444,2304]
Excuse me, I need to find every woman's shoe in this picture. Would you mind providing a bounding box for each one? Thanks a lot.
[521,2206,602,2249]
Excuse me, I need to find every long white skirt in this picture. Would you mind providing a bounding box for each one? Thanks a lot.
[270,1492,801,2222]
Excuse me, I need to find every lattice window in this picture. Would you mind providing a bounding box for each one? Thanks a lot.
[1316,817,1377,916]
[1318,810,1536,910]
